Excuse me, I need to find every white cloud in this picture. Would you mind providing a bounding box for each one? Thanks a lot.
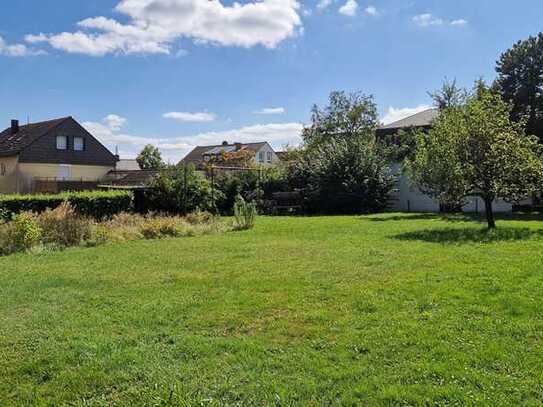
[365,6,379,16]
[103,114,127,131]
[413,14,468,27]
[381,105,431,125]
[339,0,358,16]
[25,0,302,56]
[253,107,286,115]
[451,19,468,26]
[83,116,303,162]
[163,111,217,123]
[0,36,45,57]
[317,0,333,11]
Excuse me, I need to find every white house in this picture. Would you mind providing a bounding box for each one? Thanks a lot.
[181,141,280,169]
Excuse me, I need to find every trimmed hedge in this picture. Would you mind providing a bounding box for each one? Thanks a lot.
[0,190,133,220]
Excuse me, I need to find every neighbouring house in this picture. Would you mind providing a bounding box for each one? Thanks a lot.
[0,117,118,194]
[115,159,141,171]
[181,141,280,169]
[377,109,513,213]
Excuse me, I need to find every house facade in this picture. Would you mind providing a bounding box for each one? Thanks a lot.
[0,117,117,194]
[181,141,280,169]
[377,109,513,213]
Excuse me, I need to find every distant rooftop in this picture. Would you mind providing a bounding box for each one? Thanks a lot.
[379,108,439,130]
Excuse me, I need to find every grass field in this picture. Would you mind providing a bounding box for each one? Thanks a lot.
[1,213,543,405]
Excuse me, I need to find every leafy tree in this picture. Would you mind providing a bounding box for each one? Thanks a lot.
[407,85,543,228]
[302,91,379,147]
[496,33,543,140]
[428,78,468,111]
[137,145,165,170]
[305,137,395,214]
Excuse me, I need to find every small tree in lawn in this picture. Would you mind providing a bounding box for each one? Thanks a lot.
[137,144,165,170]
[407,85,543,229]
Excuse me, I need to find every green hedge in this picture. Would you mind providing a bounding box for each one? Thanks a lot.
[0,190,133,220]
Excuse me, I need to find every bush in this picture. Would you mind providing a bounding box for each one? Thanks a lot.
[140,217,184,239]
[144,165,221,214]
[300,138,396,214]
[0,190,133,220]
[233,195,257,230]
[185,210,215,225]
[37,202,91,248]
[0,212,42,255]
[215,167,288,215]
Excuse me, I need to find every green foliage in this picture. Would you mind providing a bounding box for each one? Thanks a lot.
[136,144,165,170]
[13,212,42,251]
[38,202,92,248]
[496,33,543,140]
[428,77,468,110]
[407,83,543,228]
[304,138,396,214]
[0,190,133,220]
[140,217,187,239]
[233,195,257,230]
[145,165,221,214]
[302,91,379,147]
[215,167,287,214]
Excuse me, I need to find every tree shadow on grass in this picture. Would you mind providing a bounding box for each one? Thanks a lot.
[392,227,543,244]
[369,212,543,224]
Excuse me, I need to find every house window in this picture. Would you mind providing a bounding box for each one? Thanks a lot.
[74,136,85,151]
[266,151,272,163]
[56,135,67,150]
[258,152,264,162]
[0,163,6,176]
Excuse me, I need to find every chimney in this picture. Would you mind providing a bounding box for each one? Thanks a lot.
[10,119,19,135]
[234,142,242,151]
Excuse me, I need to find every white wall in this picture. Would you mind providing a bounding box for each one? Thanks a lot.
[254,144,280,167]
[389,164,512,213]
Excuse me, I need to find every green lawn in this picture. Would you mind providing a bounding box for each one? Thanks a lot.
[1,214,543,405]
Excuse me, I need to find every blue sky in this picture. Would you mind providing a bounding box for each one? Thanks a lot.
[1,0,542,161]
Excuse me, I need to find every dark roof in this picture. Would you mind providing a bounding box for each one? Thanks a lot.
[379,109,439,131]
[0,117,70,157]
[181,142,268,166]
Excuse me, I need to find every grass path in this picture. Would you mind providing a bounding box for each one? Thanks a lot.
[1,214,543,405]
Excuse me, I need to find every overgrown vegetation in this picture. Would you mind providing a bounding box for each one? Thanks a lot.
[0,203,230,256]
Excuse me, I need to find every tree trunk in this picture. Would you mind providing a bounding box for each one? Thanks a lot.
[484,197,496,229]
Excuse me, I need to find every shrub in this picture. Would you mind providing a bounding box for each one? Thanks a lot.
[0,190,133,220]
[233,195,257,230]
[37,202,91,248]
[140,217,187,239]
[144,165,221,214]
[9,212,42,251]
[185,210,215,225]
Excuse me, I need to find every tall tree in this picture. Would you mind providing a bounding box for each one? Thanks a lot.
[496,33,543,140]
[428,78,468,111]
[302,91,379,147]
[137,144,165,170]
[407,85,543,229]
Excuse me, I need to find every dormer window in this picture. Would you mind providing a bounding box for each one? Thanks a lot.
[56,135,67,150]
[74,136,85,151]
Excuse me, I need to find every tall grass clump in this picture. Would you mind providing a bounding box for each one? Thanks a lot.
[38,202,91,248]
[0,212,42,255]
[233,195,257,230]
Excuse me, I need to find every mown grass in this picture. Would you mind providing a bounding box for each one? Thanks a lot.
[1,213,543,405]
